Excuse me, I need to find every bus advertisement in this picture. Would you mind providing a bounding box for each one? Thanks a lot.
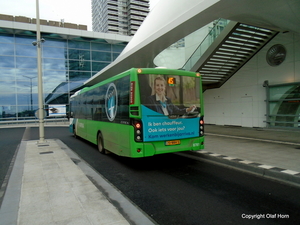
[69,68,204,157]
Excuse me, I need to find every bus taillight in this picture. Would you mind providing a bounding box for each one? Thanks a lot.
[135,123,141,129]
[132,119,143,142]
[199,117,204,136]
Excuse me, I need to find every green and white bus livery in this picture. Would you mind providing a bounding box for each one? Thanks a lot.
[69,68,204,158]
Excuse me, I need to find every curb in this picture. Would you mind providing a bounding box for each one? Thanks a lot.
[182,151,300,187]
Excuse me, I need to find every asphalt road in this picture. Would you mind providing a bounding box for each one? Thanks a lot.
[0,127,25,186]
[1,126,300,225]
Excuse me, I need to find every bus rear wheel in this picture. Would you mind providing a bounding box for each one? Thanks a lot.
[97,133,105,154]
[73,126,77,139]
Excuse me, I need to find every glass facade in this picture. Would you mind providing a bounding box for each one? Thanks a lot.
[0,31,127,121]
[265,82,300,128]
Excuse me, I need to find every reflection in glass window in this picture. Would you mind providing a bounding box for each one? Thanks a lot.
[43,46,66,59]
[44,83,69,95]
[15,35,36,45]
[0,81,16,94]
[69,60,91,71]
[0,34,14,43]
[269,86,293,101]
[0,43,14,55]
[44,70,67,81]
[43,58,67,71]
[0,32,129,121]
[112,44,126,53]
[17,105,37,117]
[92,62,109,71]
[15,69,37,79]
[0,93,16,106]
[91,42,111,52]
[17,92,38,105]
[43,72,66,93]
[16,80,38,95]
[92,51,111,62]
[0,68,16,81]
[113,53,120,61]
[45,93,69,105]
[16,57,37,69]
[68,49,90,60]
[68,40,90,50]
[69,82,84,91]
[69,71,91,81]
[267,83,300,128]
[0,105,17,118]
[0,56,15,68]
[16,44,37,57]
[43,38,66,48]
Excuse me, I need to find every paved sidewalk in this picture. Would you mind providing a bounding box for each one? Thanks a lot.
[194,125,300,186]
[0,139,155,225]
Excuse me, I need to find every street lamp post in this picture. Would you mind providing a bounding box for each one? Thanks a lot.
[34,0,45,144]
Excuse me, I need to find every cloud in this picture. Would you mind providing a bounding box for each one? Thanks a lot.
[0,0,92,30]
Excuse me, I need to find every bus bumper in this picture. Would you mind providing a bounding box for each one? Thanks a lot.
[132,137,204,157]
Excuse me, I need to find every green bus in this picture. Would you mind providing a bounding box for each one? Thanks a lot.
[69,68,204,157]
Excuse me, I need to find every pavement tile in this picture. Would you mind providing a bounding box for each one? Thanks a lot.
[54,216,92,225]
[49,192,79,207]
[72,184,106,202]
[66,173,92,187]
[51,204,84,223]
[18,210,53,225]
[86,208,130,225]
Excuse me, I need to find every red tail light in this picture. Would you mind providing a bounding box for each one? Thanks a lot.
[199,117,204,136]
[132,119,143,142]
[135,123,141,129]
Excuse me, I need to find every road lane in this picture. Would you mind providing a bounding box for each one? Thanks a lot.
[1,126,299,224]
[0,127,25,187]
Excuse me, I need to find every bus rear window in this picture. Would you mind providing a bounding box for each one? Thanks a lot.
[139,74,200,117]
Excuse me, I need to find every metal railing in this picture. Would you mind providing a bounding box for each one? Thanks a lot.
[0,116,69,127]
[265,114,300,128]
[182,18,230,71]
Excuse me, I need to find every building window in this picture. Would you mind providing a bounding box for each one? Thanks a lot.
[265,81,300,128]
[0,32,127,121]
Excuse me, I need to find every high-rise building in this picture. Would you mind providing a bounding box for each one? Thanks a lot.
[92,0,149,36]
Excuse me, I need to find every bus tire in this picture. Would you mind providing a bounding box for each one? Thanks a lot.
[73,126,77,139]
[97,133,105,154]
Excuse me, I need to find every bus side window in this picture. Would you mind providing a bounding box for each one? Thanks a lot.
[139,75,152,104]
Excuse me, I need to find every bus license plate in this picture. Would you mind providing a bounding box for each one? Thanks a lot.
[165,140,180,146]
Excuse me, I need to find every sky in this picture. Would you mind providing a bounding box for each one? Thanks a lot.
[0,0,160,31]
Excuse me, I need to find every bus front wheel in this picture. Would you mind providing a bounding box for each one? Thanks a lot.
[97,133,105,154]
